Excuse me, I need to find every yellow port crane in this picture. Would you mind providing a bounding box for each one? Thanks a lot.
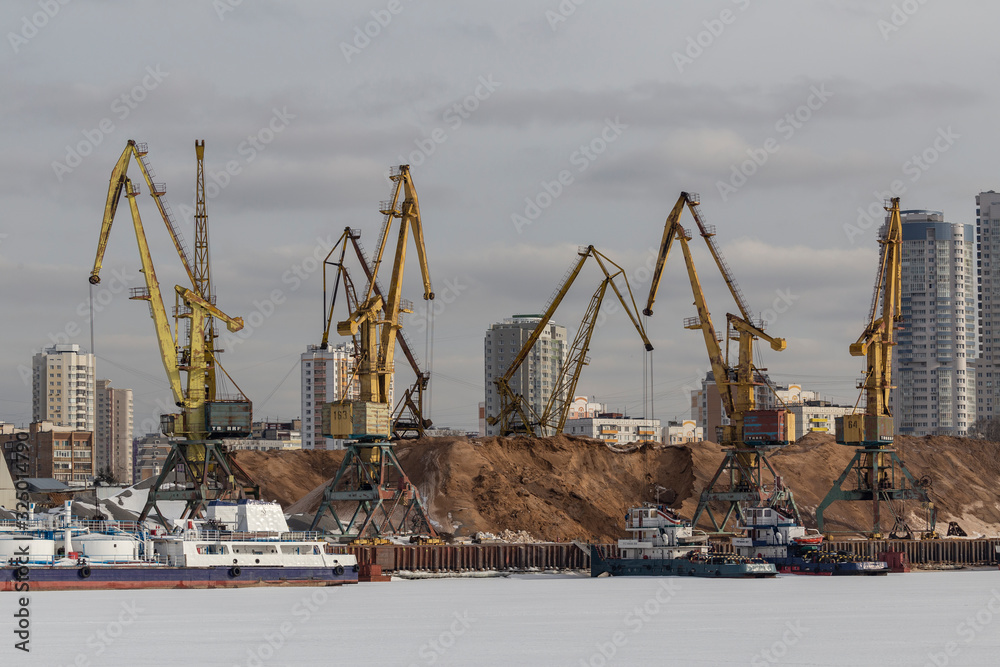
[817,197,936,538]
[92,139,222,399]
[487,245,653,437]
[311,165,436,538]
[321,226,433,439]
[90,142,258,526]
[645,192,798,533]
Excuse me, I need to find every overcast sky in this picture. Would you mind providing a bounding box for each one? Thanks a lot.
[0,1,996,433]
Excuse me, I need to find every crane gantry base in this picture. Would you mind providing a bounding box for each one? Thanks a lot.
[309,442,436,539]
[815,444,936,539]
[691,447,800,535]
[138,440,260,528]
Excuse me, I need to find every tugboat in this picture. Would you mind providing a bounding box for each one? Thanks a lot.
[732,506,889,575]
[591,504,776,578]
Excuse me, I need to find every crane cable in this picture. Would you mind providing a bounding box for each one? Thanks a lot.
[427,296,435,423]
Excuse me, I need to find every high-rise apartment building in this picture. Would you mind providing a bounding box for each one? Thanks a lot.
[32,343,95,432]
[300,343,359,450]
[893,210,975,436]
[483,315,568,436]
[974,191,1000,423]
[96,379,134,484]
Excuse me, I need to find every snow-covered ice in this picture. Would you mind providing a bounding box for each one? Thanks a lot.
[3,569,999,666]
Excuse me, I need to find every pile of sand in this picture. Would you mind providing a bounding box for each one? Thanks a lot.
[233,432,1000,542]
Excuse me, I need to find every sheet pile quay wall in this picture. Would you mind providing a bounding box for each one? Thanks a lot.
[336,539,1000,573]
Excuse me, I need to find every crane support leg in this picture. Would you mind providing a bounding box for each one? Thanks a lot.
[309,442,436,538]
[691,447,800,535]
[816,443,935,539]
[138,440,260,527]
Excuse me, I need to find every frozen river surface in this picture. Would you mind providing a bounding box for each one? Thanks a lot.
[3,569,999,666]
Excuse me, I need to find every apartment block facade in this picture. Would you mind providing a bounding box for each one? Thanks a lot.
[32,343,95,432]
[21,421,94,486]
[563,414,661,445]
[96,379,134,484]
[300,343,359,450]
[975,191,1000,425]
[483,315,568,436]
[893,210,975,436]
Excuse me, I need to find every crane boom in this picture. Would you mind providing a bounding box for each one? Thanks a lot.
[851,199,902,417]
[322,227,434,437]
[644,194,690,316]
[644,191,755,325]
[91,140,197,290]
[538,279,609,434]
[121,179,184,405]
[489,245,653,436]
[374,167,433,407]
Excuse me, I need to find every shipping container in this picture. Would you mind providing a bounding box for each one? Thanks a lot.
[743,409,791,445]
[323,401,391,440]
[205,401,252,438]
[836,413,893,445]
[864,415,894,443]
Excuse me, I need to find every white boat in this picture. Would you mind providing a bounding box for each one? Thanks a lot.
[2,500,358,590]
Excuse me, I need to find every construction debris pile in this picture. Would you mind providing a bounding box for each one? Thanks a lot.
[473,530,537,544]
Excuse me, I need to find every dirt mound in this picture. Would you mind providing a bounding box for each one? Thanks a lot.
[769,433,1000,536]
[234,433,1000,541]
[233,449,345,507]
